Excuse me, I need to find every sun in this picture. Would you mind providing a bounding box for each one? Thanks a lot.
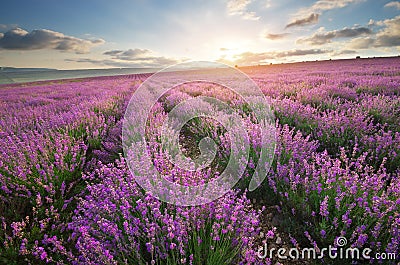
[215,39,252,63]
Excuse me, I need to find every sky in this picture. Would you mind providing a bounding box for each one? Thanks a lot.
[0,0,399,69]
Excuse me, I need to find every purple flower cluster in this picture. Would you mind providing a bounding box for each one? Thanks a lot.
[0,75,147,263]
[69,158,262,264]
[252,57,400,261]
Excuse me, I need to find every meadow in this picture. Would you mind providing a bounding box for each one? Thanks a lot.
[0,57,399,264]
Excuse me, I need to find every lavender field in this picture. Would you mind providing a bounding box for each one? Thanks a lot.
[1,57,399,264]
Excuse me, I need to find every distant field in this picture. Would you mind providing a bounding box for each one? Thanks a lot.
[0,68,160,85]
[0,57,399,264]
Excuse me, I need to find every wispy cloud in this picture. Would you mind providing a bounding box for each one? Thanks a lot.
[0,28,104,54]
[286,0,365,28]
[72,48,181,67]
[272,48,330,57]
[0,24,18,32]
[265,33,290,40]
[219,48,331,65]
[102,50,124,56]
[286,13,319,28]
[103,48,153,60]
[297,26,373,45]
[384,1,400,10]
[298,0,365,15]
[226,0,260,20]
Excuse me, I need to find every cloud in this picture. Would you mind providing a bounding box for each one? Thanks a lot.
[242,11,260,20]
[0,24,18,32]
[297,26,372,45]
[227,0,251,14]
[219,48,331,65]
[374,15,400,47]
[299,0,365,15]
[265,33,290,40]
[0,28,104,54]
[79,48,180,67]
[287,0,364,28]
[296,15,400,49]
[368,19,376,26]
[104,48,153,60]
[274,49,330,57]
[285,13,319,28]
[103,50,124,56]
[226,0,260,20]
[347,15,400,48]
[384,1,400,9]
[348,38,375,49]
